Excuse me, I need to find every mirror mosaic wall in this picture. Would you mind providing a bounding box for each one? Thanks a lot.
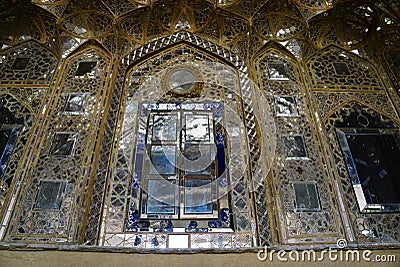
[0,0,399,251]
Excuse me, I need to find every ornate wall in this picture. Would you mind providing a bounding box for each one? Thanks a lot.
[0,0,399,250]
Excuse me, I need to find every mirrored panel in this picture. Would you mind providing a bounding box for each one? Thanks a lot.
[149,145,176,175]
[147,179,175,214]
[152,114,177,141]
[336,128,400,212]
[184,179,212,214]
[293,183,321,212]
[34,181,66,210]
[75,61,97,77]
[185,114,210,141]
[283,135,308,159]
[11,58,30,70]
[275,96,298,117]
[49,132,78,157]
[64,93,88,114]
[0,126,20,178]
[268,63,288,79]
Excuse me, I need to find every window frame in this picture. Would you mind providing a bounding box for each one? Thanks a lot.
[139,109,220,220]
[336,127,400,213]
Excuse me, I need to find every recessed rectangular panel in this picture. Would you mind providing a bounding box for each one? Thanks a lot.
[185,114,210,141]
[64,93,88,114]
[149,145,176,175]
[283,135,307,159]
[152,114,177,141]
[11,58,30,70]
[35,181,66,210]
[268,63,288,79]
[276,96,298,116]
[147,179,175,214]
[293,183,320,212]
[184,179,212,214]
[183,144,214,175]
[168,235,189,248]
[49,133,78,157]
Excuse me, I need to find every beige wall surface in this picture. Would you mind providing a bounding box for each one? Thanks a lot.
[0,249,399,267]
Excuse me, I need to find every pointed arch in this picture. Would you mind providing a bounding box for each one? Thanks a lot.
[83,32,274,247]
[305,45,384,91]
[0,40,58,85]
[252,41,299,63]
[325,98,400,126]
[64,39,112,61]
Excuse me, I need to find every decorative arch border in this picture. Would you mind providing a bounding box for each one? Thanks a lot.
[0,39,115,243]
[83,31,273,246]
[0,39,59,86]
[252,41,301,64]
[325,98,400,126]
[43,40,115,243]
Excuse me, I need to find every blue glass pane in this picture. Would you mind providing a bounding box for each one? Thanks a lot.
[0,127,20,178]
[183,145,214,175]
[147,180,175,214]
[184,179,212,214]
[150,145,176,175]
[217,145,225,177]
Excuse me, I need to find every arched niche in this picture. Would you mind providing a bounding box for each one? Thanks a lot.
[85,32,276,248]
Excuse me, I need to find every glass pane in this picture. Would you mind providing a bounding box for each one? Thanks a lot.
[35,181,66,210]
[147,179,175,214]
[64,94,87,113]
[0,127,20,177]
[183,144,215,175]
[293,183,320,212]
[185,115,210,141]
[283,135,307,158]
[345,133,400,204]
[75,61,97,76]
[149,145,176,175]
[184,179,212,214]
[276,96,298,116]
[268,63,288,79]
[152,114,177,141]
[49,133,77,157]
